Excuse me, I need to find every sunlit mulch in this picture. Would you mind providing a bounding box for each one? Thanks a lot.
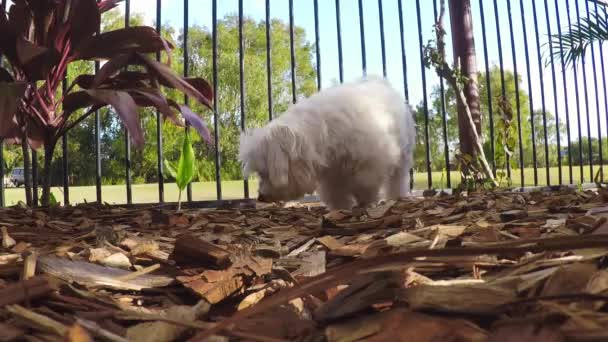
[1,186,608,341]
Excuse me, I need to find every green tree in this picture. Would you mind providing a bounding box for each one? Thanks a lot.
[103,14,318,184]
[420,66,567,177]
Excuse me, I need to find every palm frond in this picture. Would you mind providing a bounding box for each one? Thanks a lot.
[587,0,608,8]
[549,7,608,69]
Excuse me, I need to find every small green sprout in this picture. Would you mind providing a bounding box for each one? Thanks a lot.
[165,129,196,212]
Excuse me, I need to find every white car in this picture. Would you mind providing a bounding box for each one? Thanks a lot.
[3,176,13,188]
[10,167,25,187]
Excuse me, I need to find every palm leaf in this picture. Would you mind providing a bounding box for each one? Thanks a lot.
[550,5,608,68]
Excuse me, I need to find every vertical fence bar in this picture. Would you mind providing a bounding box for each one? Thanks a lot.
[397,0,414,190]
[555,0,573,184]
[289,0,296,104]
[239,0,248,198]
[0,0,6,207]
[156,0,164,203]
[184,0,192,202]
[0,139,3,207]
[493,0,512,180]
[507,0,525,187]
[544,0,562,185]
[575,0,594,181]
[520,0,538,186]
[565,0,585,183]
[532,0,551,185]
[398,0,409,100]
[335,0,344,83]
[266,0,273,121]
[585,0,603,181]
[478,0,496,177]
[313,0,321,91]
[415,0,431,189]
[432,0,450,189]
[399,0,415,190]
[32,149,38,206]
[62,75,69,205]
[358,0,367,76]
[598,3,608,183]
[580,1,604,182]
[378,0,387,77]
[94,70,101,203]
[124,0,132,204]
[212,0,221,200]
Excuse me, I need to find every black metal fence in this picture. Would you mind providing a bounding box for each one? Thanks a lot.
[1,0,607,207]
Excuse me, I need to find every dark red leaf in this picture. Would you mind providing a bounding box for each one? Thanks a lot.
[62,91,97,117]
[137,53,213,109]
[73,75,96,89]
[128,88,183,126]
[26,119,47,150]
[0,82,28,137]
[90,53,132,88]
[67,0,101,50]
[73,27,173,61]
[85,89,144,147]
[75,71,151,90]
[0,115,21,139]
[15,37,59,80]
[8,1,32,39]
[26,0,55,46]
[16,37,47,65]
[97,0,124,13]
[0,68,14,82]
[0,10,16,59]
[0,124,23,145]
[175,104,213,145]
[184,78,213,104]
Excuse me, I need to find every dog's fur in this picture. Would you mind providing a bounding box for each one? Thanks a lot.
[238,76,416,210]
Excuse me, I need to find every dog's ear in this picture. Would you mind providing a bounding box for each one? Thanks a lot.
[270,125,296,153]
[239,129,257,178]
[266,126,293,188]
[267,142,289,187]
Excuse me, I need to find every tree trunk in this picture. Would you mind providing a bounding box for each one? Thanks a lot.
[40,142,56,207]
[21,139,32,207]
[448,0,482,174]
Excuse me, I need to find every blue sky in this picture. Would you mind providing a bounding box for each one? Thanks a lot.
[5,0,606,143]
[121,0,608,145]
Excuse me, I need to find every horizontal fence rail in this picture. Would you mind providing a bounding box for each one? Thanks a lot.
[1,0,608,207]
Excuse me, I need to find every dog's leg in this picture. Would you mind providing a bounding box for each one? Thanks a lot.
[386,158,412,199]
[317,180,354,210]
[353,185,379,208]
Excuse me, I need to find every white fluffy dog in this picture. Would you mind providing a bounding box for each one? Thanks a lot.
[238,76,416,210]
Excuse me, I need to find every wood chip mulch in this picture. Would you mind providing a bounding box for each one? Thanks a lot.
[2,186,608,341]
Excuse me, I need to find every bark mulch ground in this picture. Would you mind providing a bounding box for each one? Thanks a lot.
[1,186,608,341]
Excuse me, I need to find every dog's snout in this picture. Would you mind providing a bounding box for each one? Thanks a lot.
[257,193,267,202]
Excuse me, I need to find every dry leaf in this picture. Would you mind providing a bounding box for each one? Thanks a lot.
[404,283,516,314]
[65,324,93,342]
[326,309,487,342]
[2,227,16,249]
[541,262,598,296]
[100,253,132,269]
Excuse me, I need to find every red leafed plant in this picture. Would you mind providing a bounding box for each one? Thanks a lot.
[0,0,214,207]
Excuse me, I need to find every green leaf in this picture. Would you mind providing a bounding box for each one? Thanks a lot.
[175,129,195,191]
[49,192,58,206]
[163,158,177,179]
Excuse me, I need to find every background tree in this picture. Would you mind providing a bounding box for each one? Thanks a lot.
[11,10,318,187]
[102,14,317,184]
[415,66,566,176]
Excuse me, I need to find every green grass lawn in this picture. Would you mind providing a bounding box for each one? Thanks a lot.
[4,165,606,206]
